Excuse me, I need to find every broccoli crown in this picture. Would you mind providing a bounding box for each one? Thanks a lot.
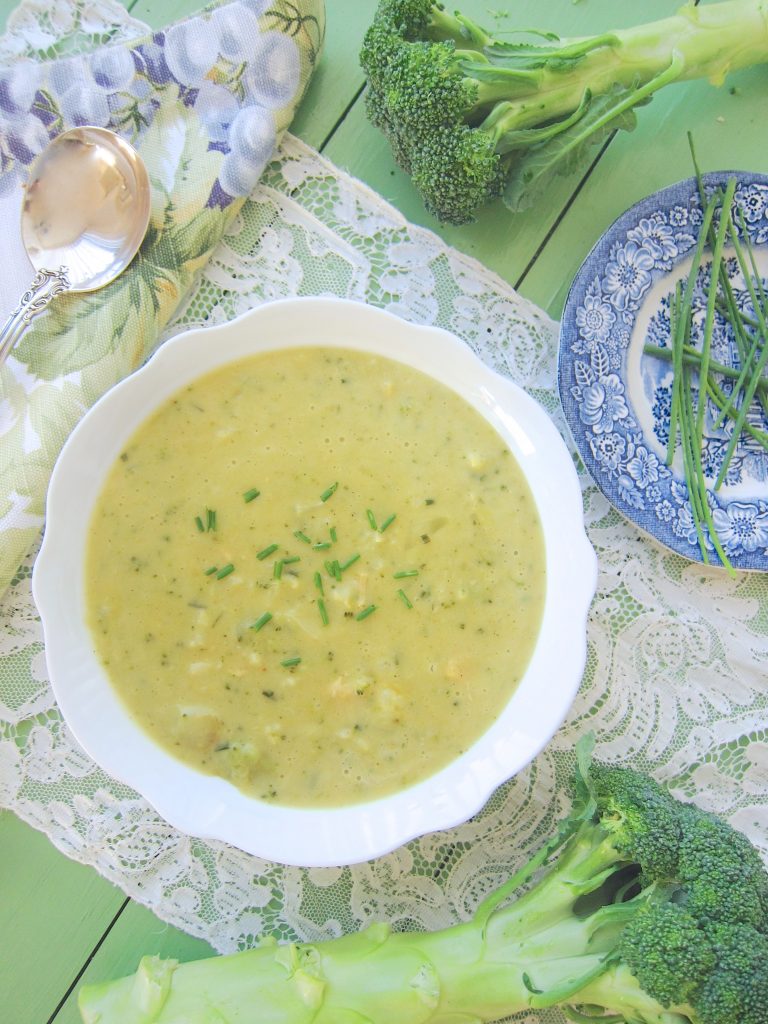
[567,742,768,1023]
[677,803,768,931]
[409,124,505,225]
[619,901,716,1008]
[371,0,435,40]
[359,20,407,87]
[382,40,478,133]
[579,759,683,882]
[694,923,768,1024]
[360,1,508,223]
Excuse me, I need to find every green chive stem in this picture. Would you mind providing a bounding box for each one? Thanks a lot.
[206,508,217,532]
[325,560,341,581]
[313,541,332,550]
[314,572,324,595]
[340,553,360,572]
[195,516,204,533]
[294,530,312,545]
[696,178,736,441]
[281,657,302,667]
[282,556,300,565]
[216,563,235,579]
[330,527,338,543]
[204,565,218,576]
[667,194,718,466]
[643,343,768,394]
[243,488,260,503]
[714,335,768,491]
[318,599,329,626]
[705,377,768,451]
[397,589,413,609]
[379,513,397,533]
[366,509,377,530]
[356,604,377,621]
[274,560,284,580]
[320,482,338,503]
[393,569,419,579]
[251,612,273,632]
[256,543,279,561]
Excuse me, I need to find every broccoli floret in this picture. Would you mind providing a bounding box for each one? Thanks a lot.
[677,803,768,930]
[587,759,683,881]
[695,923,768,1024]
[619,902,717,1008]
[79,737,768,1024]
[370,0,490,47]
[360,0,768,223]
[409,124,506,227]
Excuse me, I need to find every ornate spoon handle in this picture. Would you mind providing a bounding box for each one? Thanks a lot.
[0,268,70,367]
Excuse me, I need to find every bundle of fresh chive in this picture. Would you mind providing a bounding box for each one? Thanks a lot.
[643,142,768,575]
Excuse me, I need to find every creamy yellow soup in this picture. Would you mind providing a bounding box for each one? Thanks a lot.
[86,347,545,807]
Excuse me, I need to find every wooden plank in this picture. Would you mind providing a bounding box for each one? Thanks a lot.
[0,811,126,1024]
[52,901,215,1024]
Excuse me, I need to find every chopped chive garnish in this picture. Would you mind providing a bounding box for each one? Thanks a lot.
[325,560,342,581]
[195,516,205,532]
[379,513,396,533]
[313,541,332,550]
[397,589,413,609]
[320,482,338,502]
[282,556,300,565]
[206,508,217,532]
[425,498,435,506]
[203,565,218,576]
[294,530,312,545]
[340,553,360,572]
[330,527,338,543]
[314,571,324,595]
[243,488,260,503]
[274,560,284,580]
[250,612,273,632]
[256,543,278,560]
[317,599,329,626]
[366,509,378,530]
[281,657,302,667]
[216,563,235,579]
[393,569,419,579]
[356,604,377,621]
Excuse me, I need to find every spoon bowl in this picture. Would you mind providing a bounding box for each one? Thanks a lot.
[0,126,151,365]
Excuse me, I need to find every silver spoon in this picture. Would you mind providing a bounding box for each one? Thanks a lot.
[0,126,151,367]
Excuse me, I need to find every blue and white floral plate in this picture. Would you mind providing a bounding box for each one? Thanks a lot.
[559,171,768,572]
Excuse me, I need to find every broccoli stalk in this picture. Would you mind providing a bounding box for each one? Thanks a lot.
[360,0,768,223]
[78,737,768,1024]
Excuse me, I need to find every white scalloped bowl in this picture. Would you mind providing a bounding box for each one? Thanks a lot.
[33,298,596,867]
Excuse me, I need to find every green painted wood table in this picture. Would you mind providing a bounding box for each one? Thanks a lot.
[1,2,767,1023]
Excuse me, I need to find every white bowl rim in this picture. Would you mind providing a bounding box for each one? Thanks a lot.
[33,297,596,867]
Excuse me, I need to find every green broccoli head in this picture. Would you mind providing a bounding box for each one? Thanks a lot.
[693,922,768,1024]
[578,758,683,882]
[371,0,435,40]
[382,40,478,133]
[364,89,415,175]
[619,901,716,1009]
[359,19,408,87]
[409,124,506,224]
[677,803,768,931]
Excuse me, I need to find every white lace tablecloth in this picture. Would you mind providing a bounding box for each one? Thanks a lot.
[2,4,768,1018]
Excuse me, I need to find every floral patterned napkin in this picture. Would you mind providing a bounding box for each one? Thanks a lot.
[0,0,324,596]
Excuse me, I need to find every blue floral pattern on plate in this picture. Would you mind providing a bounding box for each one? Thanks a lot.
[558,172,768,571]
